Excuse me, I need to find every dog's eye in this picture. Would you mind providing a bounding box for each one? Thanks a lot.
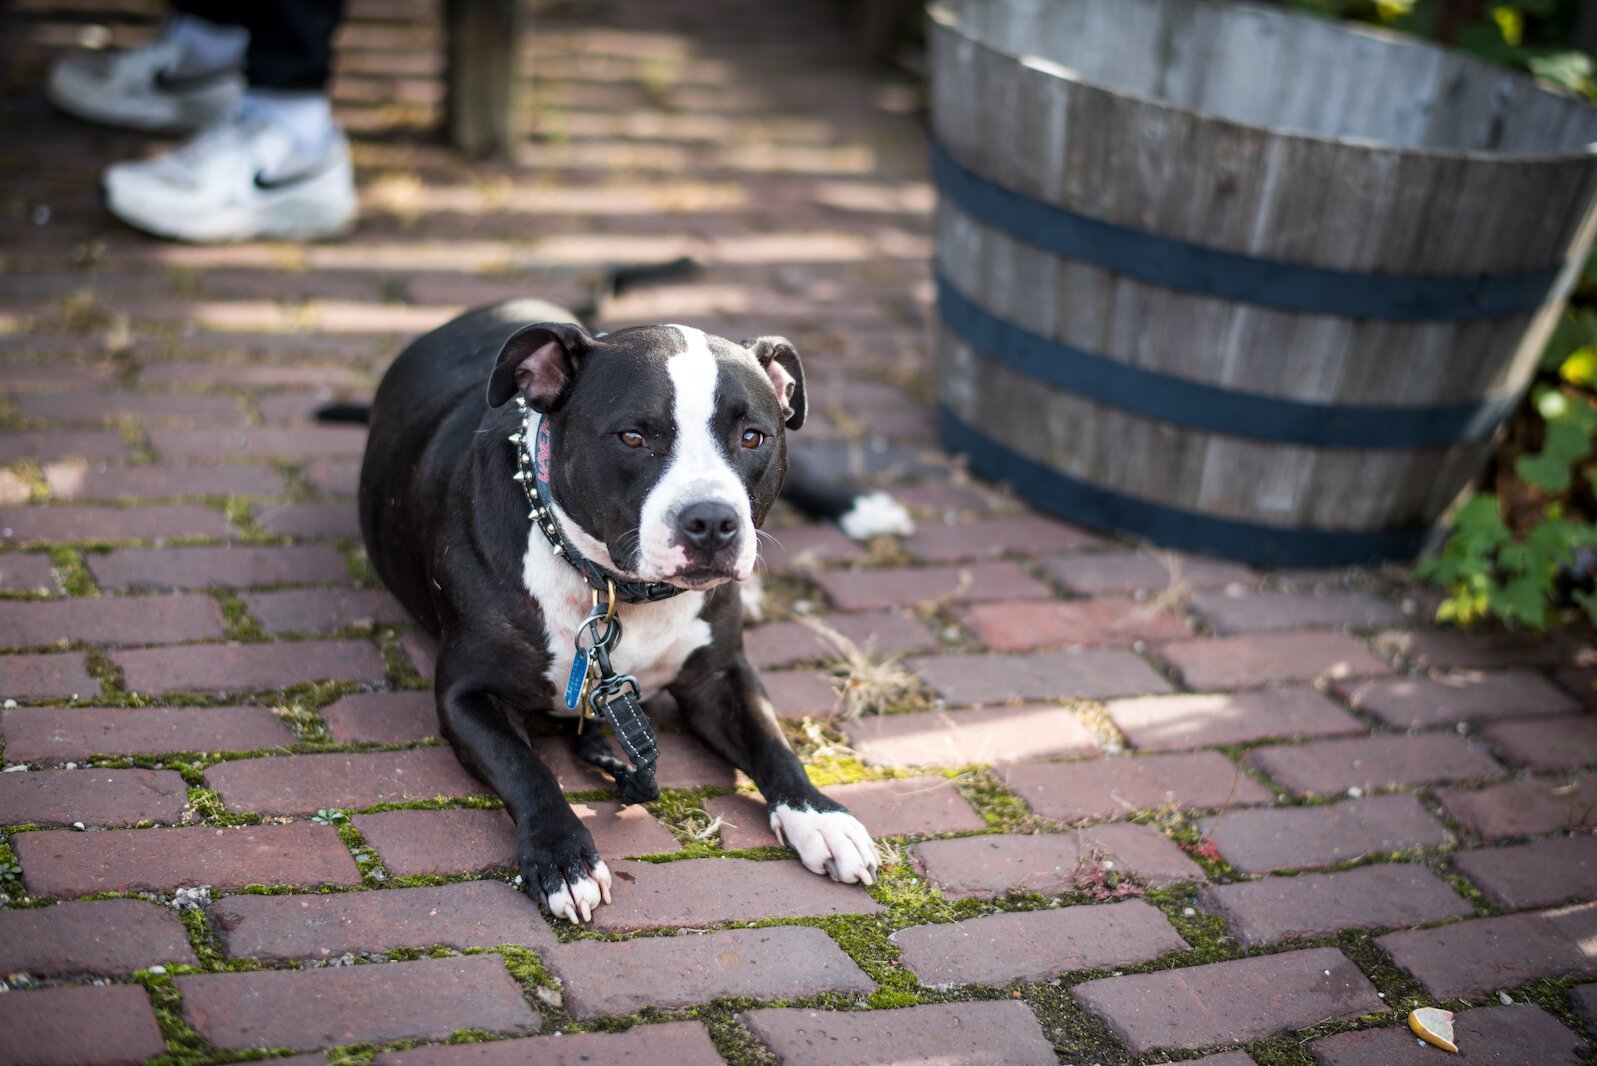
[740,429,765,450]
[619,431,646,448]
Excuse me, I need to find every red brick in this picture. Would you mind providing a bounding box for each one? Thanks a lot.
[961,597,1190,652]
[257,392,373,423]
[1373,629,1582,671]
[757,523,867,572]
[1,704,296,761]
[1309,1003,1582,1066]
[905,516,1101,561]
[212,880,554,961]
[206,747,484,815]
[1555,667,1597,707]
[589,856,882,931]
[13,823,361,896]
[1072,947,1382,1053]
[322,690,437,744]
[0,504,230,544]
[547,926,874,1020]
[0,767,189,826]
[998,752,1274,824]
[0,363,114,393]
[352,803,680,877]
[707,776,984,849]
[740,1002,1056,1066]
[375,1022,724,1066]
[893,899,1186,988]
[842,704,1100,767]
[149,425,368,460]
[0,984,167,1066]
[242,588,408,634]
[0,652,99,702]
[0,898,197,976]
[45,461,287,501]
[255,502,362,539]
[0,554,57,593]
[1042,551,1257,596]
[1200,863,1469,947]
[1201,795,1450,874]
[401,630,436,678]
[1158,632,1392,689]
[0,431,128,463]
[527,732,736,791]
[140,362,364,388]
[1106,687,1362,751]
[304,458,361,496]
[1377,902,1597,1000]
[1453,836,1597,910]
[114,638,388,694]
[179,955,539,1052]
[1190,590,1405,634]
[911,824,1204,898]
[762,669,842,717]
[909,649,1173,706]
[90,544,350,590]
[1480,715,1597,772]
[0,594,225,648]
[16,392,242,424]
[1436,775,1597,842]
[812,562,1053,611]
[1574,983,1597,1030]
[1337,671,1578,729]
[744,610,937,669]
[1246,734,1503,796]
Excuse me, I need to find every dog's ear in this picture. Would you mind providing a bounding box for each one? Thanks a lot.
[487,322,594,411]
[744,336,806,430]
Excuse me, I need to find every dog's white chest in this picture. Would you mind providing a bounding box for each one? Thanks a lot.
[521,538,712,715]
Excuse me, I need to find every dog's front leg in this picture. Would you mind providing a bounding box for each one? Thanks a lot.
[436,678,612,923]
[670,656,878,885]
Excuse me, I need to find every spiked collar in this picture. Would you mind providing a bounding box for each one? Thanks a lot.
[509,398,688,605]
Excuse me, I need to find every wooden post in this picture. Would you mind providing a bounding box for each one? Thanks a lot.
[445,0,523,158]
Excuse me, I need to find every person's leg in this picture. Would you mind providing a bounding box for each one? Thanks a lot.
[47,0,247,131]
[100,0,357,242]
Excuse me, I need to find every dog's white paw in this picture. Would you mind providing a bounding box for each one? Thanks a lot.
[838,492,915,539]
[544,859,613,924]
[770,804,879,885]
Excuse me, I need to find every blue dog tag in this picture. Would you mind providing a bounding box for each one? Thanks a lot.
[564,649,591,710]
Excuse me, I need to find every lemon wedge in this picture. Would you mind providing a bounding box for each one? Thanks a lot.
[1408,1007,1459,1053]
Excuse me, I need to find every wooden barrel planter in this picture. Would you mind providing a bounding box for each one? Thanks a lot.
[929,0,1597,567]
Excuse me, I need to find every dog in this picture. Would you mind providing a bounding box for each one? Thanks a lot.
[356,298,887,924]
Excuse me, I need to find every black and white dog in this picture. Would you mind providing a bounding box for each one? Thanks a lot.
[356,299,899,924]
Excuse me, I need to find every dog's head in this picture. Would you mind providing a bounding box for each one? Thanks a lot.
[487,321,804,590]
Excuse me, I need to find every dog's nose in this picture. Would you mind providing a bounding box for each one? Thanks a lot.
[677,501,739,553]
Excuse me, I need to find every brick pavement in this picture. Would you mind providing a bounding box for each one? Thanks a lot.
[1,0,1595,1063]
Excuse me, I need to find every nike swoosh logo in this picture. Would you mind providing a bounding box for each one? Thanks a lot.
[253,165,331,192]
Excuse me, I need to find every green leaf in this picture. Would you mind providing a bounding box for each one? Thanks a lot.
[1528,50,1595,93]
[1516,420,1595,492]
[1486,573,1549,628]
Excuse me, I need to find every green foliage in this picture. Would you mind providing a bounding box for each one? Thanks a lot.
[1291,0,1596,97]
[1418,304,1597,630]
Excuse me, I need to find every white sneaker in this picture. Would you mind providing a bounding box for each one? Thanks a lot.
[102,109,358,243]
[48,39,243,133]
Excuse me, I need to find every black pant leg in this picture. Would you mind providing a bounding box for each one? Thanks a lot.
[241,0,347,92]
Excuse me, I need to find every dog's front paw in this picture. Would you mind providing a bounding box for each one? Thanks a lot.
[520,832,613,924]
[769,803,878,885]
